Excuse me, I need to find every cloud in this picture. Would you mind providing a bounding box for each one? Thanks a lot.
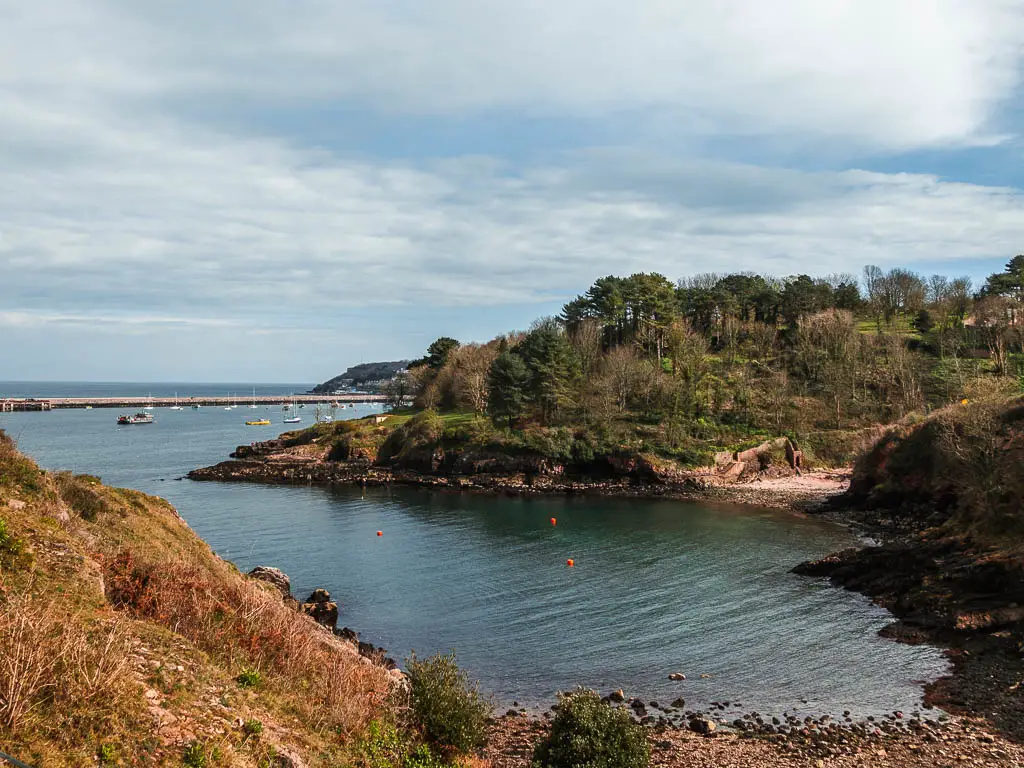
[2,0,1024,360]
[0,311,241,330]
[3,1,1023,151]
[2,116,1023,326]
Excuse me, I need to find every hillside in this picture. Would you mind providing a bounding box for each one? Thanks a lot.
[310,361,409,394]
[796,395,1024,739]
[0,430,399,767]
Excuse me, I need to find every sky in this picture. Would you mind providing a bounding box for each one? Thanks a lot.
[2,1,1024,384]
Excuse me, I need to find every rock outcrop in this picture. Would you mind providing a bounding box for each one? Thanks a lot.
[301,588,339,630]
[247,566,292,598]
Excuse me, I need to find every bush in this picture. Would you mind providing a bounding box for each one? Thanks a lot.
[532,689,649,768]
[98,744,117,764]
[236,668,262,688]
[183,742,220,767]
[405,651,491,756]
[359,721,449,768]
[242,718,263,736]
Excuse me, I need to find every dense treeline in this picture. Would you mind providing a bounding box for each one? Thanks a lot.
[389,257,1024,466]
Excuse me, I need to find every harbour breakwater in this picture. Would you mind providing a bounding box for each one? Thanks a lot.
[1,394,387,410]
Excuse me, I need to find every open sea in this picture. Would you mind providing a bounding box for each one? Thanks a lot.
[0,382,949,718]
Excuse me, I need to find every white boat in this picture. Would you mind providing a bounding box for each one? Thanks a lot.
[283,396,300,422]
[118,412,154,425]
[170,392,184,411]
[249,387,258,408]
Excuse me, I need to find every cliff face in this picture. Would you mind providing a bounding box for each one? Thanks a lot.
[0,430,396,767]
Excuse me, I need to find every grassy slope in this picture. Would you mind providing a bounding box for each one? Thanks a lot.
[0,431,394,768]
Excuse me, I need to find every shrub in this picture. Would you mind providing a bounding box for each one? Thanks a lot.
[183,741,220,767]
[532,689,649,768]
[405,743,448,768]
[378,411,445,465]
[236,668,262,688]
[242,718,263,736]
[98,744,117,764]
[405,651,491,756]
[359,720,449,768]
[360,720,410,768]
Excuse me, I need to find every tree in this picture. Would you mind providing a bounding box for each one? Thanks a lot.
[912,309,934,334]
[780,275,832,325]
[450,343,498,413]
[422,337,460,369]
[516,319,580,423]
[382,372,412,408]
[600,344,643,412]
[487,343,530,427]
[981,255,1024,302]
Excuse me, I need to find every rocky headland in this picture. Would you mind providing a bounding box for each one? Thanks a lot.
[188,415,850,510]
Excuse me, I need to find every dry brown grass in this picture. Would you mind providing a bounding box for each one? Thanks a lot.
[0,592,135,736]
[0,431,398,765]
[105,551,392,736]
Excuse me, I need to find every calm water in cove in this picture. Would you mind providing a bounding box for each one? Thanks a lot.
[1,392,949,717]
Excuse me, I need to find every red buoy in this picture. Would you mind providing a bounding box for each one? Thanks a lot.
[550,517,557,526]
[567,558,575,567]
[376,531,383,537]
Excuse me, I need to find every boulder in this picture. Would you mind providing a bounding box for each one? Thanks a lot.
[668,672,686,681]
[248,566,291,598]
[607,689,626,703]
[688,716,717,736]
[301,588,339,630]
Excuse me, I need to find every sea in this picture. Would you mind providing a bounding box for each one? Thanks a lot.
[0,381,949,719]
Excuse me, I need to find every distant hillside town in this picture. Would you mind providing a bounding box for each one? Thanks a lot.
[309,361,410,394]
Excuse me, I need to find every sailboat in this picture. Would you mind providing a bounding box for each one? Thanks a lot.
[143,394,155,413]
[283,397,301,423]
[170,392,184,411]
[249,387,259,408]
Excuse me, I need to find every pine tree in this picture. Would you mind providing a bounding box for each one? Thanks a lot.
[487,344,529,428]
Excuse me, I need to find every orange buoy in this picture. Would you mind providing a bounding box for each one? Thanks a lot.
[550,517,557,526]
[567,558,575,567]
[376,531,383,537]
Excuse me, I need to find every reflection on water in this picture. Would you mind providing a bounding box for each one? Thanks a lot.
[1,405,949,716]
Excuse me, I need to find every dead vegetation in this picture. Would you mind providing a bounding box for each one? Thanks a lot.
[0,429,397,766]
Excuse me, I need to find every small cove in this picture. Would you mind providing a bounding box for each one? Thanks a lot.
[0,399,949,718]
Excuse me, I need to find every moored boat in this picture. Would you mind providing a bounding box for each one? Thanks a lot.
[245,418,271,426]
[117,412,154,425]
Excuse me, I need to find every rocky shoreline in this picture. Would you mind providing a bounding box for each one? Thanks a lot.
[247,565,401,674]
[486,710,1021,767]
[192,434,1024,764]
[187,446,850,512]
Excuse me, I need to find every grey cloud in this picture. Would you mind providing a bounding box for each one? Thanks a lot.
[4,1,1023,149]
